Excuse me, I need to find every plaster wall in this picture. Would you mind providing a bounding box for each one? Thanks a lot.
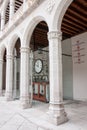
[62,39,73,99]
[71,32,87,101]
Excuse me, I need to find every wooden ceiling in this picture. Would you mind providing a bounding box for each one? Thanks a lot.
[62,0,87,39]
[2,0,87,49]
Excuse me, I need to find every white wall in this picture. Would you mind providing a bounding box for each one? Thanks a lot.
[71,32,87,101]
[62,39,73,99]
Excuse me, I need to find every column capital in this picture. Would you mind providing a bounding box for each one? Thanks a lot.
[6,54,13,60]
[20,47,30,53]
[47,31,62,40]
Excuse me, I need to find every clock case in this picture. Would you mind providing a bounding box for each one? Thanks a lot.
[34,59,43,74]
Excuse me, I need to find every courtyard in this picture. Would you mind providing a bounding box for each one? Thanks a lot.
[0,98,87,130]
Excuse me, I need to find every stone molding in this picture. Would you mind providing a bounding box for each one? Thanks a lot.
[20,47,30,53]
[6,54,13,60]
[50,101,63,105]
[48,31,62,40]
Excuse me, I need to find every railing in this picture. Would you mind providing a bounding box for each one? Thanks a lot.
[0,0,40,40]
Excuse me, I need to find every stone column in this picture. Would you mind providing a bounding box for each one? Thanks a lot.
[13,49,17,99]
[1,12,5,30]
[0,57,3,96]
[20,47,31,109]
[47,31,68,125]
[29,50,33,106]
[5,54,13,101]
[9,0,15,20]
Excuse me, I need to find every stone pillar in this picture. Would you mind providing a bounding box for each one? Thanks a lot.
[9,0,15,20]
[13,49,17,99]
[47,31,68,125]
[5,54,13,101]
[20,47,31,109]
[1,12,5,30]
[0,57,3,96]
[29,50,33,105]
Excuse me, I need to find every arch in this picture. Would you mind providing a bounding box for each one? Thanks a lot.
[22,15,49,47]
[51,0,73,31]
[7,33,21,54]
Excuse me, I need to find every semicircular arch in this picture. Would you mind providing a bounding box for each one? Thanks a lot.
[51,0,73,31]
[7,33,21,54]
[22,15,49,47]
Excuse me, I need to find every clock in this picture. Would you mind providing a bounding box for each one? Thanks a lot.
[35,59,43,73]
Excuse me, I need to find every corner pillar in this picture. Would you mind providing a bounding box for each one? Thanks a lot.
[47,31,68,125]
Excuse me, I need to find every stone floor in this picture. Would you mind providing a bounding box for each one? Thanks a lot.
[0,97,87,130]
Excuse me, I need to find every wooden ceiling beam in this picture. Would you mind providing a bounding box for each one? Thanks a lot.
[68,8,87,22]
[15,1,23,5]
[77,0,87,6]
[62,29,73,36]
[71,3,86,15]
[63,18,86,30]
[64,13,87,28]
[62,23,80,33]
[61,27,76,34]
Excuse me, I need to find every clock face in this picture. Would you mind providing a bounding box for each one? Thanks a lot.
[35,59,43,73]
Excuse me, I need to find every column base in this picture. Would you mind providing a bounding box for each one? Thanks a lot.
[47,103,68,125]
[20,96,32,109]
[5,91,13,101]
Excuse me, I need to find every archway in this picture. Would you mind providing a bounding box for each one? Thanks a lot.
[29,21,49,104]
[0,44,6,96]
[2,49,6,96]
[13,38,21,100]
